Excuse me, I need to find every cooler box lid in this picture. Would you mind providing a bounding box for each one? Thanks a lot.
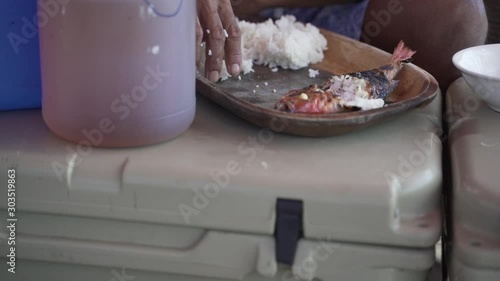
[0,91,442,249]
[447,78,500,272]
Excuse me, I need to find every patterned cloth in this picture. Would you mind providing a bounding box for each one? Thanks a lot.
[261,0,370,40]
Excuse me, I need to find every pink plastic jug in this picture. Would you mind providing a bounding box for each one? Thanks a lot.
[38,0,196,147]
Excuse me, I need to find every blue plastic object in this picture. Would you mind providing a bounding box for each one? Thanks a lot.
[0,1,42,111]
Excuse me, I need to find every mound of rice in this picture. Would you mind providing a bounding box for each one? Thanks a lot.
[200,15,328,81]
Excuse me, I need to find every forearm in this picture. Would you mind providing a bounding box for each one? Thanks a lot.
[257,0,362,9]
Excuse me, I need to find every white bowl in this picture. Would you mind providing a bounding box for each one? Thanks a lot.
[452,44,500,112]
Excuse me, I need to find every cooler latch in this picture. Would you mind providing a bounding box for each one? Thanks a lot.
[274,198,304,265]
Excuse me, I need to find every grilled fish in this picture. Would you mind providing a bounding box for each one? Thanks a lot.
[275,41,416,113]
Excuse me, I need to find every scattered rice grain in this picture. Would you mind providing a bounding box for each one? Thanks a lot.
[308,68,320,78]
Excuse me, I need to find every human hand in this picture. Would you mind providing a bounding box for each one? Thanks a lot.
[196,0,242,82]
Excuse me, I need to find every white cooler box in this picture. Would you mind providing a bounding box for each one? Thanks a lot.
[446,78,500,281]
[0,92,443,281]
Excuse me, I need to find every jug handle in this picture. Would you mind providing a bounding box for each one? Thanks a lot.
[144,0,183,18]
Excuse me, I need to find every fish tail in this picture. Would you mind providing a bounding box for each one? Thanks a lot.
[389,41,416,64]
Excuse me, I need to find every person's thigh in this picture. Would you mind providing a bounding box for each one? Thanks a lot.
[361,0,488,90]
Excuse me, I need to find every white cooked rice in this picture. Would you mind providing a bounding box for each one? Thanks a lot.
[199,16,328,81]
[239,15,327,71]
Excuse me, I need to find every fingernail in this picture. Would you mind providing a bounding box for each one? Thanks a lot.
[209,71,220,82]
[231,64,240,76]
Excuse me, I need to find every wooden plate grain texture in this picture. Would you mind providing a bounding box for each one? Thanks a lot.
[196,30,439,137]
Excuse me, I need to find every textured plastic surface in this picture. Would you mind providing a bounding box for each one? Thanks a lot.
[0,259,437,281]
[0,92,442,248]
[0,1,42,111]
[447,78,500,280]
[0,227,278,280]
[0,229,434,281]
[450,257,500,281]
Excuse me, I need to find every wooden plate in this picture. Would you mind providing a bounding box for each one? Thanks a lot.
[196,30,439,137]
